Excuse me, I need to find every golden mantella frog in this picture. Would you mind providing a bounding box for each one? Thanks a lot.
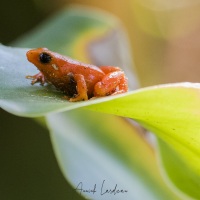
[26,48,128,102]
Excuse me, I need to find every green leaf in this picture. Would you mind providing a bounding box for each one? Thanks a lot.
[0,44,134,117]
[157,138,200,199]
[1,6,198,199]
[47,110,179,200]
[86,83,200,199]
[1,43,200,198]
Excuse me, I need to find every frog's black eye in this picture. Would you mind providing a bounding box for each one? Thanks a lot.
[39,53,51,64]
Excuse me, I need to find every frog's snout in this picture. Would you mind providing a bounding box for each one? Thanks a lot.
[26,50,36,64]
[26,48,49,65]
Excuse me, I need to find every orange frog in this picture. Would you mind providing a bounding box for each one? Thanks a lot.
[26,48,128,102]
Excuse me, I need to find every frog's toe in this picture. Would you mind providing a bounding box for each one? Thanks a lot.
[26,72,46,85]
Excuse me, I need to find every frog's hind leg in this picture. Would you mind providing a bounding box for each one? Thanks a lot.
[94,71,128,97]
[69,74,88,102]
[26,72,46,85]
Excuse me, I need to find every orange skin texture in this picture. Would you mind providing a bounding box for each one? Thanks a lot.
[26,48,128,102]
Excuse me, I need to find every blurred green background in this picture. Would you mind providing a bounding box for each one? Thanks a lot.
[1,0,200,199]
[0,110,83,200]
[2,0,200,85]
[0,1,82,199]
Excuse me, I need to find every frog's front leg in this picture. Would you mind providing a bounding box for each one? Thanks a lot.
[26,72,46,85]
[69,74,88,102]
[94,71,128,97]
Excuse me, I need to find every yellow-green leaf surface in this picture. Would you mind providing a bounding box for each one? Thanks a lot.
[47,110,179,200]
[86,83,200,199]
[157,138,200,199]
[1,6,197,199]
